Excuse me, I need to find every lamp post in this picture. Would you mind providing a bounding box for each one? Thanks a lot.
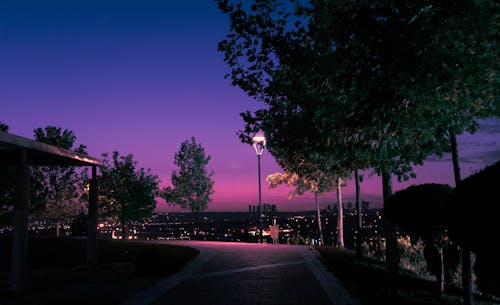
[252,134,266,243]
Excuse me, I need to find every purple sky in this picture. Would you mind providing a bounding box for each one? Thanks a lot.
[2,1,500,212]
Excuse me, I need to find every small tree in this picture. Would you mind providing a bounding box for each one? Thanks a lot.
[268,170,335,246]
[30,126,88,236]
[99,151,159,239]
[163,137,214,222]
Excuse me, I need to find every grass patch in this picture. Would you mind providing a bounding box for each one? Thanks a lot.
[316,247,496,305]
[0,238,199,305]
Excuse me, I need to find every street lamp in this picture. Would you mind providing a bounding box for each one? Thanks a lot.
[252,134,266,243]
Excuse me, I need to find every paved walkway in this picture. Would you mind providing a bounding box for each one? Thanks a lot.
[123,241,359,305]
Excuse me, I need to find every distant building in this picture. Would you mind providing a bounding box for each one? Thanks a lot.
[248,203,277,215]
[362,200,370,210]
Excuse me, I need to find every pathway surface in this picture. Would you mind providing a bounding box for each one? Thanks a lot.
[123,241,359,305]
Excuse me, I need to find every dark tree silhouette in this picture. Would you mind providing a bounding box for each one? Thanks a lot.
[0,121,8,132]
[163,137,214,223]
[99,151,159,239]
[30,126,88,226]
[445,161,500,297]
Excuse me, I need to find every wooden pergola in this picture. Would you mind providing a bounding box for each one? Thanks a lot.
[0,131,102,292]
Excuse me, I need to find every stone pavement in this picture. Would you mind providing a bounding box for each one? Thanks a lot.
[123,241,359,305]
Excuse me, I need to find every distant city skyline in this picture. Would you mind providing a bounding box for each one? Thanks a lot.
[2,1,499,212]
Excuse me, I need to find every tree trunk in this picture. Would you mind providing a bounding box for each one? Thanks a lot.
[56,220,60,237]
[121,221,126,240]
[449,129,473,305]
[355,170,363,258]
[382,170,399,275]
[438,247,445,294]
[314,192,324,246]
[193,210,199,239]
[450,129,462,186]
[336,177,344,248]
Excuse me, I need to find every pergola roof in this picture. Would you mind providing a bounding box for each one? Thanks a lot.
[0,131,102,167]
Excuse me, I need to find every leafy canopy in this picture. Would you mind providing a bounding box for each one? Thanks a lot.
[218,0,499,181]
[163,137,214,215]
[30,126,88,218]
[99,151,159,224]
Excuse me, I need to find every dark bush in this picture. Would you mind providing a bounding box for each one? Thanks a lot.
[445,160,500,296]
[384,184,457,292]
[445,161,500,252]
[475,250,500,297]
[384,184,451,238]
[69,212,87,237]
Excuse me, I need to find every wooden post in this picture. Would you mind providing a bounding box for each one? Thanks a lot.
[86,166,98,269]
[10,149,29,292]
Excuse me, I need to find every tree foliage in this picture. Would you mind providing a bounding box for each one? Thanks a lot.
[99,151,159,237]
[162,137,214,216]
[217,0,499,180]
[0,121,8,132]
[267,170,336,199]
[30,126,88,219]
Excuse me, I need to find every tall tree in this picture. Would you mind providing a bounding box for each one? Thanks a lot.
[391,3,498,302]
[30,126,88,236]
[217,0,426,275]
[163,137,214,222]
[99,151,159,239]
[217,1,498,286]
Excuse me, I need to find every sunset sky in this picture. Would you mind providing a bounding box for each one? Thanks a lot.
[2,1,499,212]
